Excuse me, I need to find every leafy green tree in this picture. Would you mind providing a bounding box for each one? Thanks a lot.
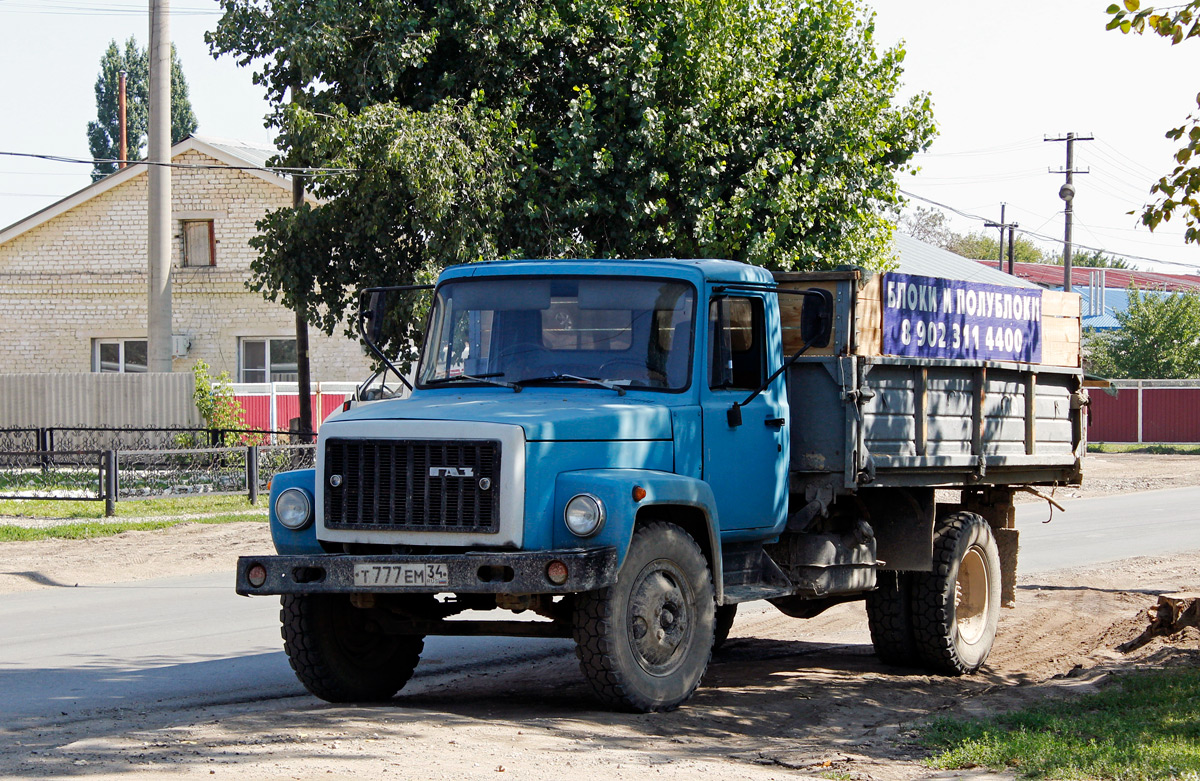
[944,231,1048,264]
[900,206,956,247]
[1084,286,1200,378]
[1050,248,1130,269]
[207,0,936,352]
[1108,1,1200,242]
[87,37,199,182]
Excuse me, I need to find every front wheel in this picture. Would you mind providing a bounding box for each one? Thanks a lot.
[281,594,424,703]
[572,522,715,712]
[910,512,1001,674]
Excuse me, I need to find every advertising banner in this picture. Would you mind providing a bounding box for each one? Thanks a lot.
[881,272,1042,363]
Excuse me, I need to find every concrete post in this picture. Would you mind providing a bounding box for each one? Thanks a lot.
[147,0,173,372]
[247,445,259,505]
[104,449,118,517]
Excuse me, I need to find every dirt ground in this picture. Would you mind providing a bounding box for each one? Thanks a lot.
[2,453,1199,780]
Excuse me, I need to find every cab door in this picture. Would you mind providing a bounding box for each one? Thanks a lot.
[701,294,789,535]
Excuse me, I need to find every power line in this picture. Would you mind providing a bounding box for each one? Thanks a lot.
[1094,139,1165,181]
[900,188,1200,272]
[0,1,218,15]
[911,169,1045,184]
[914,137,1045,158]
[0,150,358,176]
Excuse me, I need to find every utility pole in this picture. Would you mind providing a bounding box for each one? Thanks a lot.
[292,84,313,442]
[984,203,1017,274]
[147,0,172,372]
[1007,224,1018,276]
[1046,132,1093,293]
[118,70,127,169]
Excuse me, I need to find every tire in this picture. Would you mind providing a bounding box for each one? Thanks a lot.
[865,570,919,667]
[281,594,425,703]
[910,512,1001,675]
[572,522,715,712]
[713,604,738,652]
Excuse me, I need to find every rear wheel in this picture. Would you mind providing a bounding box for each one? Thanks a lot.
[281,594,424,703]
[910,513,1001,674]
[865,571,919,667]
[573,522,715,712]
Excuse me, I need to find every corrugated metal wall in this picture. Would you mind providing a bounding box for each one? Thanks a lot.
[1088,380,1200,443]
[0,373,200,428]
[1142,388,1200,442]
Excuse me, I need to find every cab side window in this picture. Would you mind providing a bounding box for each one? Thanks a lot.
[709,296,765,389]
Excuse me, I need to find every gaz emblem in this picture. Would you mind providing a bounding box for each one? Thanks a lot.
[429,467,475,478]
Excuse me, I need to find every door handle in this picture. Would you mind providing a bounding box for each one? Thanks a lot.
[765,417,786,429]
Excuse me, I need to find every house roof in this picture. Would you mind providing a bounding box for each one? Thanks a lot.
[0,135,298,246]
[895,233,1041,288]
[975,259,1200,293]
[1082,286,1127,330]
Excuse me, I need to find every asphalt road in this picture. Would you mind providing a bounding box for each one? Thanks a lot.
[0,573,571,726]
[3,485,1198,727]
[1015,486,1200,573]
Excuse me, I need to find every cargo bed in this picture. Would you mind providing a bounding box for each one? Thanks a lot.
[774,269,1085,491]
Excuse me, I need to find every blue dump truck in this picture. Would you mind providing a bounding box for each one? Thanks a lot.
[237,257,1085,712]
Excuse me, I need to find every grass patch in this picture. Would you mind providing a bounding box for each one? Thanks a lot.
[0,514,263,542]
[0,493,261,519]
[1088,443,1200,455]
[922,667,1200,779]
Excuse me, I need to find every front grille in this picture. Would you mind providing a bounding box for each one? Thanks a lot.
[323,438,501,533]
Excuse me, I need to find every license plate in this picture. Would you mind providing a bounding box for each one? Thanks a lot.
[352,562,450,588]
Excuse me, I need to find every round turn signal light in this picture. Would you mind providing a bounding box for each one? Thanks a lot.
[546,560,569,585]
[247,563,267,588]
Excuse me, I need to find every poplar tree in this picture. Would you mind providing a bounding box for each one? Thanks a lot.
[87,37,199,181]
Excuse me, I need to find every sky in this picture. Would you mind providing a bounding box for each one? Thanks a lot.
[2,0,1199,276]
[869,2,1200,276]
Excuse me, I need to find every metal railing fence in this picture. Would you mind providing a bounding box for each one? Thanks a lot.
[0,427,316,516]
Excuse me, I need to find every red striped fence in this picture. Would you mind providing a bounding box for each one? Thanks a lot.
[232,382,361,433]
[1087,380,1200,443]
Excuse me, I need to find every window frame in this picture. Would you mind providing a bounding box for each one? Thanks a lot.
[92,338,148,373]
[708,295,766,391]
[416,274,698,393]
[182,219,216,267]
[239,337,299,383]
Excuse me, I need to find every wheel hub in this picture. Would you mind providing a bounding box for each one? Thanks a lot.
[955,546,989,645]
[627,563,694,675]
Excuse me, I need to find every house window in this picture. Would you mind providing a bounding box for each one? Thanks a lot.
[94,339,148,373]
[182,220,215,267]
[240,338,298,382]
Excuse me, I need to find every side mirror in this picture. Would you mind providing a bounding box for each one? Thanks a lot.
[801,288,833,348]
[366,291,387,345]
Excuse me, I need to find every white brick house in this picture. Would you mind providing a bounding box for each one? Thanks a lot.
[0,136,371,382]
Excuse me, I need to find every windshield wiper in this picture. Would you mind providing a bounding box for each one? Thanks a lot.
[515,373,625,396]
[425,372,522,392]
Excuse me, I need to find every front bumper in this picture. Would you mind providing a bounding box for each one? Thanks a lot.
[236,547,618,596]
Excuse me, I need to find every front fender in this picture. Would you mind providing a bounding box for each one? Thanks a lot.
[552,469,723,597]
[268,469,324,555]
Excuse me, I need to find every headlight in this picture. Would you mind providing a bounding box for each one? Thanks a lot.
[275,487,313,530]
[564,493,606,537]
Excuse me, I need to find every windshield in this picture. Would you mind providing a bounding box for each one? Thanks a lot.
[418,276,695,391]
